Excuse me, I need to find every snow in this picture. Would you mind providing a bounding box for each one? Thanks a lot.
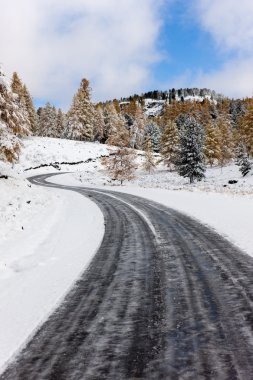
[0,183,104,371]
[17,136,109,172]
[144,99,165,117]
[0,136,253,371]
[0,139,106,371]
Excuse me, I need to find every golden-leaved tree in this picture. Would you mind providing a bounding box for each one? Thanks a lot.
[160,120,179,170]
[0,68,30,165]
[203,121,221,166]
[241,98,253,156]
[11,72,36,134]
[66,78,95,141]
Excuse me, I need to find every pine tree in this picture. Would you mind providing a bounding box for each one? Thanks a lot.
[56,108,66,138]
[203,121,221,166]
[160,120,179,170]
[93,105,105,142]
[142,137,157,173]
[101,148,137,185]
[235,143,252,177]
[66,78,94,141]
[37,102,57,137]
[0,67,28,164]
[143,122,161,152]
[130,105,145,149]
[176,116,206,183]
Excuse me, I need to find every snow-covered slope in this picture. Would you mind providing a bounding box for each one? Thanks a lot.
[0,137,108,372]
[0,136,253,372]
[17,136,109,172]
[144,99,165,117]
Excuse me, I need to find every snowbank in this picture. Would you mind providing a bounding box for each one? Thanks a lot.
[0,176,104,371]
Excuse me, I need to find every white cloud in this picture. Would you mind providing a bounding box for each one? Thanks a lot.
[0,0,165,108]
[193,59,253,98]
[194,0,253,54]
[191,0,253,98]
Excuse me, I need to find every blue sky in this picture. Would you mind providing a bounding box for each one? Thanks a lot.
[1,0,253,109]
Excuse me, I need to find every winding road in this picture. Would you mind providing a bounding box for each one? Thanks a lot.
[2,173,253,379]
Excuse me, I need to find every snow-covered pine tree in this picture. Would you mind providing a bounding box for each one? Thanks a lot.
[37,102,57,137]
[93,105,105,142]
[142,137,157,173]
[0,67,29,164]
[203,121,221,167]
[130,105,145,149]
[176,116,206,183]
[66,78,95,141]
[160,119,179,170]
[143,122,161,152]
[235,143,252,177]
[55,108,66,138]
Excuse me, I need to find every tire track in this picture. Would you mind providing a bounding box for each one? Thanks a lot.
[2,175,253,379]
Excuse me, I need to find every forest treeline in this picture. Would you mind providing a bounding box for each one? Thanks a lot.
[1,69,252,181]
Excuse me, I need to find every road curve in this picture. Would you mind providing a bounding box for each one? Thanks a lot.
[2,173,253,380]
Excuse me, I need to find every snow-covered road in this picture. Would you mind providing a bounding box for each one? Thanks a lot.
[3,173,253,379]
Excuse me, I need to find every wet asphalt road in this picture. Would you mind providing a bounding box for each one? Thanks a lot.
[2,173,253,380]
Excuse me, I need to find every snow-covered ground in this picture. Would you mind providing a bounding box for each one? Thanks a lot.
[0,135,253,371]
[0,137,107,371]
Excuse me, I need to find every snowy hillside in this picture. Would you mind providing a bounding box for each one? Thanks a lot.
[120,88,223,117]
[0,136,253,372]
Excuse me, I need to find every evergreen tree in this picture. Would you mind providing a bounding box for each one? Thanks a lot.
[144,122,161,152]
[204,121,221,166]
[235,143,252,177]
[93,105,105,142]
[56,108,66,138]
[66,78,94,141]
[130,105,145,149]
[176,116,206,183]
[37,102,57,137]
[142,137,157,173]
[160,120,179,170]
